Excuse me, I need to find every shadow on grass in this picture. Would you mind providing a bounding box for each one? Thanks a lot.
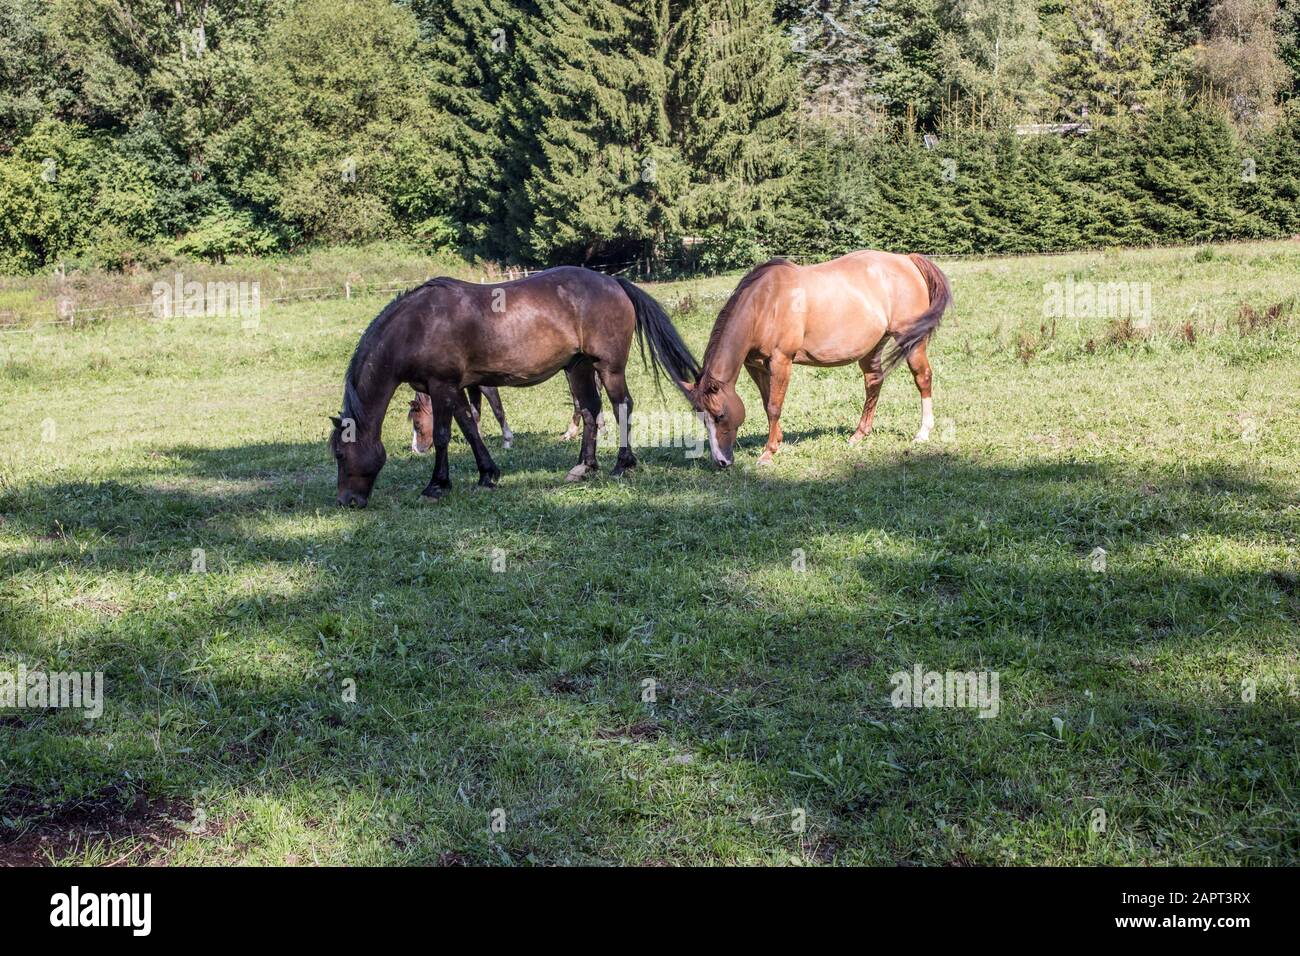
[2,438,1297,863]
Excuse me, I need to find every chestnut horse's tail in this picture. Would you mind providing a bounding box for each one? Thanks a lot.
[884,253,952,372]
[614,276,701,399]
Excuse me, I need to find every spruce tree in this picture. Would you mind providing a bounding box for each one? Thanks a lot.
[411,0,526,251]
[668,0,799,266]
[1050,0,1161,121]
[1135,96,1253,240]
[508,0,674,264]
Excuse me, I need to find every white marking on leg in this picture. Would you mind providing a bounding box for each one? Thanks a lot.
[411,427,420,454]
[914,397,934,442]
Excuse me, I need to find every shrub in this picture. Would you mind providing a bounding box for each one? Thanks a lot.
[172,207,282,263]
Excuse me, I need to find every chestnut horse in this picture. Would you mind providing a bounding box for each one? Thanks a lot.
[409,386,514,452]
[331,267,699,506]
[684,251,951,467]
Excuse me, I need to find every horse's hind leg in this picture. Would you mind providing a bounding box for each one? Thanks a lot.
[421,385,456,500]
[596,366,635,477]
[906,341,935,442]
[849,351,885,444]
[480,386,513,449]
[561,401,582,441]
[452,390,502,488]
[564,363,603,481]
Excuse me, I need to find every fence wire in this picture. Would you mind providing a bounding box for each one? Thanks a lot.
[0,237,1285,334]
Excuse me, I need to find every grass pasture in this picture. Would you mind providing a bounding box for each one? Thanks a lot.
[1,241,1298,865]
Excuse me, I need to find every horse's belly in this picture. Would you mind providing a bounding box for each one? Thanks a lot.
[794,327,884,367]
[475,368,561,388]
[465,325,579,387]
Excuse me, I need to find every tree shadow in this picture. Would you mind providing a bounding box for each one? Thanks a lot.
[2,439,1297,863]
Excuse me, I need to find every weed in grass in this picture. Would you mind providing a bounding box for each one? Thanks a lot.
[1234,299,1294,335]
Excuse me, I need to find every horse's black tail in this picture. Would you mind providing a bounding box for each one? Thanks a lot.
[883,253,952,372]
[614,276,701,399]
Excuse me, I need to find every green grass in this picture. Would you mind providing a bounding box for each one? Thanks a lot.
[2,241,1298,865]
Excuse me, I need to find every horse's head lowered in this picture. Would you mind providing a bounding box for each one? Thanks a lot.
[684,375,745,468]
[330,415,386,508]
[407,392,433,454]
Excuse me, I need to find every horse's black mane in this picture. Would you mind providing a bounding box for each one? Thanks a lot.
[338,278,453,433]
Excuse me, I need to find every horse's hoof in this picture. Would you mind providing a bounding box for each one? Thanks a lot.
[502,438,513,450]
[913,431,931,443]
[478,471,500,489]
[756,452,774,466]
[848,431,868,446]
[420,483,451,500]
[565,464,595,482]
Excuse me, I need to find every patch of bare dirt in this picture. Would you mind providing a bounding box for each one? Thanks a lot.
[0,782,190,867]
[66,595,125,617]
[548,674,588,695]
[803,838,840,864]
[595,720,661,741]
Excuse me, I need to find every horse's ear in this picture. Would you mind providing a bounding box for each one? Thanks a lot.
[329,415,342,429]
[679,380,695,396]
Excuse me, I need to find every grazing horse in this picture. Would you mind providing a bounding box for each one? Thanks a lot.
[408,383,606,453]
[684,251,951,467]
[330,267,700,506]
[409,387,514,452]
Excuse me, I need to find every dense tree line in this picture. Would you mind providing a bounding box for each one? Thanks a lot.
[0,0,1297,274]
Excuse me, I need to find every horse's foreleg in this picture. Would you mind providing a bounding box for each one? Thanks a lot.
[452,391,501,488]
[906,342,934,442]
[421,386,456,499]
[564,364,602,481]
[480,386,513,449]
[561,401,582,441]
[755,355,790,465]
[597,368,635,477]
[466,386,483,424]
[850,351,885,444]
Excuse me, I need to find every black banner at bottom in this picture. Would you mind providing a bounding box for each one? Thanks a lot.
[0,865,1278,942]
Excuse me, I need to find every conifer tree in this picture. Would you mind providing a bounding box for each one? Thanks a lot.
[411,0,526,250]
[1135,96,1254,239]
[668,0,799,264]
[508,0,674,263]
[1050,0,1161,121]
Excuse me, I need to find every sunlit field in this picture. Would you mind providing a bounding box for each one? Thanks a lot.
[2,241,1297,865]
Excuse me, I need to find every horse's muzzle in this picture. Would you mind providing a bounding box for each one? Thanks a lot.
[337,491,368,508]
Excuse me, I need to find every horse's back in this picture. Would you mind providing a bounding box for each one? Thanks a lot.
[757,250,925,366]
[404,267,632,387]
[803,250,930,325]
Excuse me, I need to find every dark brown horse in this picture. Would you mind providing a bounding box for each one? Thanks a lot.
[684,251,951,467]
[331,267,699,506]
